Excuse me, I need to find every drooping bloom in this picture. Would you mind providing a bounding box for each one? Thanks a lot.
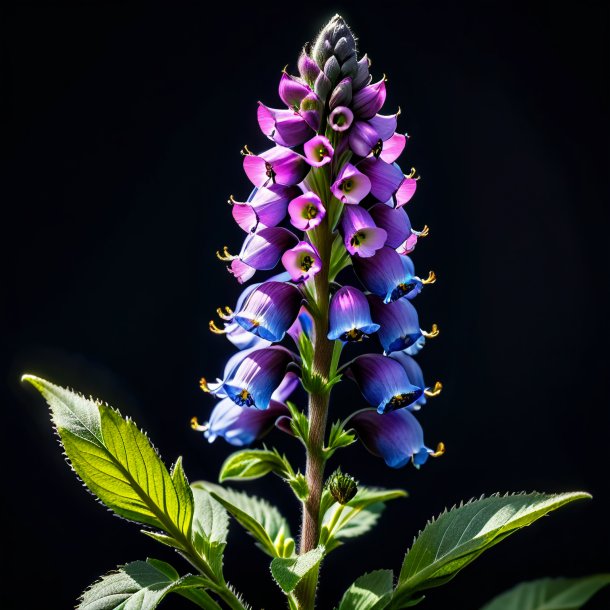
[327,286,379,342]
[351,77,386,119]
[287,191,326,231]
[390,351,442,408]
[233,281,302,342]
[257,103,313,147]
[331,163,371,204]
[353,247,423,303]
[304,135,334,167]
[281,241,322,282]
[340,205,387,257]
[223,346,297,410]
[368,295,423,354]
[231,184,299,233]
[368,202,412,249]
[349,408,432,468]
[358,157,405,202]
[346,353,423,414]
[243,146,308,187]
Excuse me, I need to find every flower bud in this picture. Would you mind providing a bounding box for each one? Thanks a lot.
[333,36,353,62]
[329,77,353,110]
[314,71,332,100]
[298,50,320,85]
[324,55,341,82]
[326,468,358,504]
[340,55,358,79]
[353,54,372,91]
[312,14,357,68]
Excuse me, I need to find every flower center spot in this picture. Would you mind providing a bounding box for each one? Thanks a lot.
[350,231,366,247]
[342,178,353,193]
[304,204,318,219]
[341,328,367,342]
[300,255,314,271]
[388,392,417,410]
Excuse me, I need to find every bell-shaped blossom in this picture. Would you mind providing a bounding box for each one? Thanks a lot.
[231,184,298,233]
[368,295,423,355]
[378,133,407,163]
[331,163,371,205]
[257,103,313,147]
[349,408,432,468]
[327,286,379,342]
[352,78,386,119]
[358,157,405,202]
[287,307,315,346]
[227,227,298,283]
[223,346,296,410]
[346,353,423,414]
[353,247,422,303]
[243,146,308,187]
[279,72,311,107]
[349,121,380,158]
[340,205,387,257]
[304,135,334,167]
[390,352,436,409]
[287,191,326,231]
[281,241,322,282]
[234,281,302,342]
[368,203,412,248]
[368,112,399,141]
[329,106,354,132]
[200,347,260,398]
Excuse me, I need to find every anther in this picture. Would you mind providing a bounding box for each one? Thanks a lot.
[240,145,253,156]
[424,381,443,397]
[199,377,210,392]
[412,225,429,238]
[421,270,436,285]
[209,320,227,334]
[407,167,420,180]
[431,442,445,457]
[216,306,233,321]
[216,246,236,261]
[190,416,209,432]
[227,195,236,205]
[422,323,440,338]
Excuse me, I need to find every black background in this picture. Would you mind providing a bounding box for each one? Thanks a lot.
[2,2,609,609]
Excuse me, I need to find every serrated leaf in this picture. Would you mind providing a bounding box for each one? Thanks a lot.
[326,420,357,457]
[338,570,394,610]
[194,481,291,558]
[392,492,591,607]
[78,558,214,610]
[480,574,610,610]
[288,472,309,500]
[24,376,194,540]
[219,449,288,482]
[271,546,325,593]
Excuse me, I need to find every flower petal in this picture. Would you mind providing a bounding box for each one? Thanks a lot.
[352,77,386,119]
[331,163,371,205]
[287,191,326,231]
[358,157,405,202]
[368,203,412,248]
[281,241,322,282]
[368,295,423,355]
[328,286,379,341]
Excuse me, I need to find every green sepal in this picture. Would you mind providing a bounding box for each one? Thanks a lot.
[271,546,325,593]
[286,401,309,446]
[325,420,357,458]
[288,472,309,500]
[391,491,591,608]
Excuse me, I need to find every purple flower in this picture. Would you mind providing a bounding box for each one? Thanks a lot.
[349,121,380,158]
[352,77,386,119]
[346,353,423,414]
[368,112,399,140]
[257,103,313,148]
[233,281,302,342]
[327,286,379,342]
[287,191,326,231]
[231,184,298,233]
[396,232,419,255]
[368,202,412,249]
[329,106,354,132]
[223,346,297,410]
[350,408,432,468]
[340,205,387,258]
[368,295,423,355]
[353,246,422,303]
[281,241,322,282]
[304,135,334,167]
[329,77,353,109]
[279,72,311,107]
[389,352,437,409]
[358,157,405,202]
[298,52,320,85]
[378,133,407,163]
[225,227,298,284]
[287,306,315,345]
[243,146,308,187]
[395,176,417,207]
[331,163,371,205]
[200,347,260,398]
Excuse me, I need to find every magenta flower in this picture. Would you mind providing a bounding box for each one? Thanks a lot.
[368,202,412,248]
[304,135,334,167]
[395,176,417,207]
[331,163,371,204]
[340,205,387,258]
[278,72,311,107]
[231,184,298,233]
[329,106,354,132]
[281,241,322,282]
[257,103,313,148]
[358,157,405,202]
[243,145,308,187]
[287,191,326,231]
[351,77,386,119]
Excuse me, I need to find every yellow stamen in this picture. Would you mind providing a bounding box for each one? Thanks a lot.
[199,378,211,393]
[190,416,209,432]
[424,381,443,397]
[216,306,233,321]
[422,323,440,338]
[382,73,388,82]
[228,194,236,205]
[396,106,402,117]
[209,320,227,334]
[421,270,436,285]
[431,442,445,458]
[413,225,429,238]
[240,144,253,156]
[216,246,236,261]
[282,64,289,74]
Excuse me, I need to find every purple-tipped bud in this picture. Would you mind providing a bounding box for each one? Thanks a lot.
[329,106,354,132]
[304,135,334,168]
[329,77,353,110]
[298,51,320,85]
[331,163,371,205]
[279,72,311,108]
[333,37,353,62]
[288,191,326,231]
[353,54,372,91]
[314,71,332,100]
[352,77,387,119]
[324,55,341,81]
[234,281,302,342]
[281,241,322,282]
[340,55,358,78]
[328,286,379,342]
[312,14,357,68]
[340,206,387,258]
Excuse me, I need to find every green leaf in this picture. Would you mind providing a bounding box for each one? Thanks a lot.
[480,574,610,610]
[286,402,309,445]
[326,420,357,457]
[78,558,215,610]
[23,376,194,539]
[271,546,325,593]
[288,472,309,501]
[392,492,591,607]
[219,448,289,482]
[338,570,394,610]
[194,481,291,558]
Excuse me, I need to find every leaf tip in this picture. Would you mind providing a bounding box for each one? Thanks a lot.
[21,373,46,392]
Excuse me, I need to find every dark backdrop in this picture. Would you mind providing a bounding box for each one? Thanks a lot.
[2,2,609,609]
